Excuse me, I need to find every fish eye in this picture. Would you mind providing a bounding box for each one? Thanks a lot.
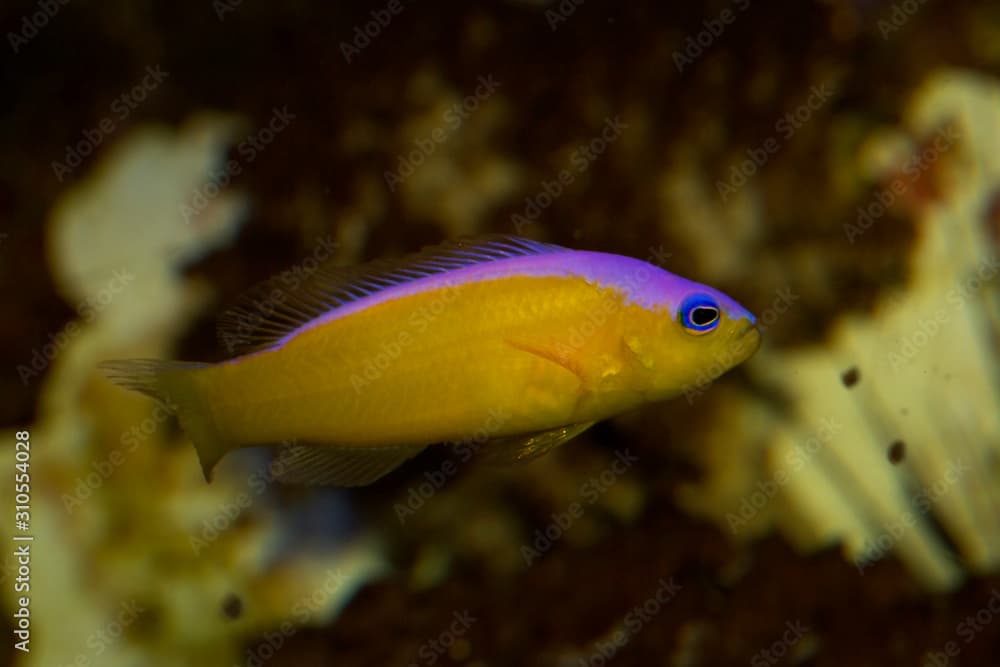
[679,294,721,335]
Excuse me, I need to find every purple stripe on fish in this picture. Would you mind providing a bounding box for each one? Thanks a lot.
[272,251,752,349]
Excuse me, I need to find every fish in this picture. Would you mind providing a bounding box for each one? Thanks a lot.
[100,235,761,486]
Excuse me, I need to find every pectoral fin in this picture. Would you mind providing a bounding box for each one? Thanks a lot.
[271,442,426,486]
[504,338,585,383]
[476,422,595,465]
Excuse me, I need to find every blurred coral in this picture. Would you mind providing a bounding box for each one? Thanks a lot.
[1,117,383,666]
[680,69,1000,592]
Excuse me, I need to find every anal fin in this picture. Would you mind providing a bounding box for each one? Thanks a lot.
[271,442,426,486]
[476,422,595,465]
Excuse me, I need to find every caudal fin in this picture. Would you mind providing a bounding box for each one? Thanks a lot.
[98,358,228,481]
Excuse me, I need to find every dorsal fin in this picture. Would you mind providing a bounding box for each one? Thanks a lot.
[216,235,568,355]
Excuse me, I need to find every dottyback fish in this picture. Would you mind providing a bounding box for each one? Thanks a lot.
[101,236,761,486]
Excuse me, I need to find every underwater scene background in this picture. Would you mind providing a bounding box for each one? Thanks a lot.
[2,1,1000,665]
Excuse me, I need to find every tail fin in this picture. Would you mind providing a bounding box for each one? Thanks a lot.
[99,358,228,481]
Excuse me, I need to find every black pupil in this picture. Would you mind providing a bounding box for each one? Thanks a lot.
[690,306,718,326]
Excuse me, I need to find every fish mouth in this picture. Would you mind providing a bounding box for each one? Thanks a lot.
[735,320,762,355]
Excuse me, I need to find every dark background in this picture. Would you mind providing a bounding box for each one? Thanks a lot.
[2,1,1000,665]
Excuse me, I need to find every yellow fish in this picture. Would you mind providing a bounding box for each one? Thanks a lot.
[101,236,760,485]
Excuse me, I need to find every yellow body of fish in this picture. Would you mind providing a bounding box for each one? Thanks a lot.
[102,237,760,485]
[210,277,689,443]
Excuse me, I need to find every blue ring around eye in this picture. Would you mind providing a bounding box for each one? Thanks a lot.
[679,293,721,334]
